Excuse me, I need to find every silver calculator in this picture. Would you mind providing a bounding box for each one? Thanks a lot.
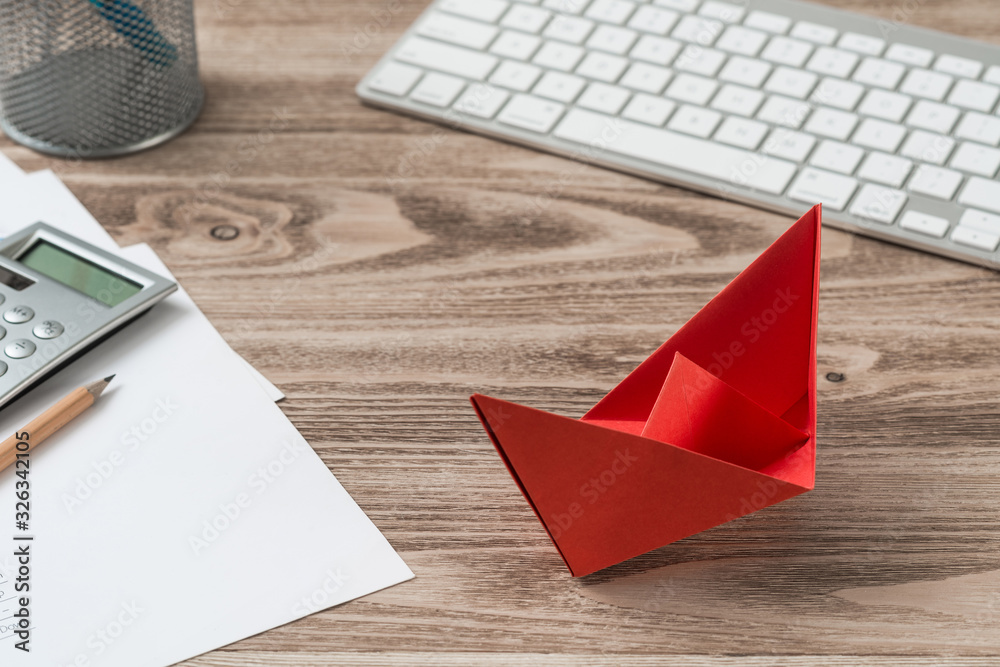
[0,222,177,409]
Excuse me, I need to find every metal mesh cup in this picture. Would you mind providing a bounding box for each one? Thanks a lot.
[0,0,204,157]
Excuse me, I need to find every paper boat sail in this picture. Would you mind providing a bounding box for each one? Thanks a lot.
[471,205,822,577]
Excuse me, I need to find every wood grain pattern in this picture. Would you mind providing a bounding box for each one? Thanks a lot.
[3,0,1000,664]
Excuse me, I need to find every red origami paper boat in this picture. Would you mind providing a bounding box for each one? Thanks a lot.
[471,205,822,577]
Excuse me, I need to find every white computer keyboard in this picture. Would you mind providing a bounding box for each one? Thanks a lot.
[357,0,1000,269]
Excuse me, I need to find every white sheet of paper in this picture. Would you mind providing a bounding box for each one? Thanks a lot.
[0,244,413,665]
[0,151,25,181]
[0,166,284,402]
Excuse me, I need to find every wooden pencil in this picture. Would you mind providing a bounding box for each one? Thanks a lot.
[0,376,115,473]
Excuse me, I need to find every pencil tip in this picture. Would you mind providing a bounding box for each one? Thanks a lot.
[104,374,116,384]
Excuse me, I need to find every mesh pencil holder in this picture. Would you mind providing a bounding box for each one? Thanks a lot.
[0,0,204,158]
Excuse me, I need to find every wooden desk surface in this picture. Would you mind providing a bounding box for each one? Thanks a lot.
[3,0,1000,664]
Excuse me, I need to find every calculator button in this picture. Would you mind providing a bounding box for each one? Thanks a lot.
[5,339,36,359]
[0,326,5,341]
[0,293,5,306]
[32,320,64,339]
[0,361,6,376]
[3,306,34,324]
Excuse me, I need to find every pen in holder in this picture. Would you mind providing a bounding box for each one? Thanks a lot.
[0,0,203,158]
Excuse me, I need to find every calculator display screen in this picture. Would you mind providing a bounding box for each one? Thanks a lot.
[19,240,142,307]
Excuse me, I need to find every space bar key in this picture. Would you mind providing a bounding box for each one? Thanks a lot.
[552,109,796,196]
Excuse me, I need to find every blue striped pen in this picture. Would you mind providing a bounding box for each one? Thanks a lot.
[88,0,179,67]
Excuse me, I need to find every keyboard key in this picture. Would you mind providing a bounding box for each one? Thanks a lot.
[654,0,697,10]
[674,45,727,77]
[491,31,543,60]
[619,62,672,93]
[951,226,1000,252]
[671,15,724,46]
[498,94,565,132]
[585,0,637,25]
[905,100,960,134]
[960,208,1000,235]
[715,25,768,56]
[396,37,499,80]
[761,37,813,67]
[950,142,1000,177]
[810,140,864,174]
[858,89,912,122]
[630,35,683,65]
[757,95,811,129]
[764,67,817,99]
[853,57,905,89]
[849,183,907,224]
[788,167,858,210]
[369,62,423,96]
[575,51,629,81]
[418,12,499,50]
[533,41,585,71]
[453,83,510,118]
[714,116,768,149]
[543,0,588,15]
[812,77,865,110]
[954,112,1000,146]
[765,129,815,162]
[791,21,837,46]
[552,108,798,193]
[985,66,1000,86]
[578,82,631,114]
[857,152,913,188]
[665,73,718,105]
[710,84,765,117]
[959,177,1000,214]
[805,108,859,141]
[900,130,955,165]
[411,72,466,107]
[948,80,1000,113]
[909,164,963,200]
[885,43,933,68]
[439,0,509,23]
[805,47,859,78]
[899,69,953,102]
[744,10,791,35]
[621,94,676,126]
[501,4,551,33]
[837,32,885,56]
[934,54,983,80]
[532,71,586,102]
[718,56,772,88]
[667,105,722,138]
[698,1,745,23]
[587,25,639,55]
[543,16,594,45]
[490,60,543,91]
[627,5,678,36]
[852,118,906,152]
[900,211,950,237]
